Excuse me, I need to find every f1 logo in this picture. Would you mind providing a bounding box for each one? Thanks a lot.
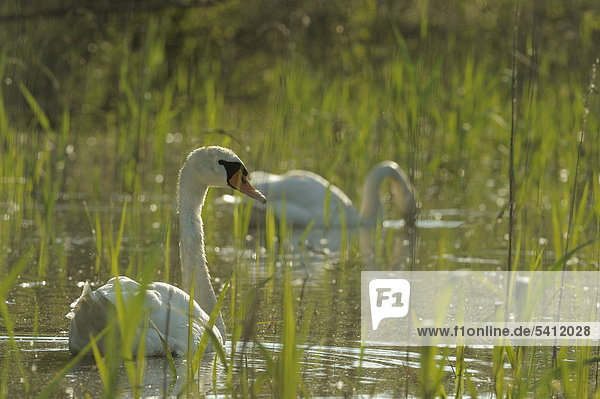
[369,279,410,330]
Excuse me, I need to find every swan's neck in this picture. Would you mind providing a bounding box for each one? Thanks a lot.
[358,163,417,225]
[359,170,385,223]
[178,169,226,338]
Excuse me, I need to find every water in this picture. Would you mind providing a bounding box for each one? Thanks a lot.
[0,181,516,398]
[0,337,500,398]
[0,135,532,397]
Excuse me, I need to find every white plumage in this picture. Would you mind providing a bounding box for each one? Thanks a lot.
[68,146,266,356]
[248,161,417,227]
[67,277,222,356]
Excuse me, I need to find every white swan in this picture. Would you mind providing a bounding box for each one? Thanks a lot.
[67,146,266,356]
[248,161,416,227]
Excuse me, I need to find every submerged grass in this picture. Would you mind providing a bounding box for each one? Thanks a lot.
[0,7,600,397]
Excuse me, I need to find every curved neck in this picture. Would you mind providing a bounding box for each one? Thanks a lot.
[359,162,417,225]
[178,166,226,338]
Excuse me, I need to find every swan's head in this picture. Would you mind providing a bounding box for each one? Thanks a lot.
[360,160,417,225]
[182,146,266,204]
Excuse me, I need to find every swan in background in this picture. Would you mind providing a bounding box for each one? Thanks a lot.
[68,146,266,356]
[247,161,416,228]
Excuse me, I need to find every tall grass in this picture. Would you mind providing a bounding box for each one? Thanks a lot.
[0,7,600,397]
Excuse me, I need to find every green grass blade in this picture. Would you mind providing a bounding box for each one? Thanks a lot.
[38,324,113,399]
[550,235,600,271]
[192,275,231,373]
[83,202,103,275]
[89,334,111,391]
[0,249,34,394]
[280,265,297,398]
[17,83,52,132]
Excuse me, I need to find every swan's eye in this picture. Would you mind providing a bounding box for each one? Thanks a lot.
[218,159,245,188]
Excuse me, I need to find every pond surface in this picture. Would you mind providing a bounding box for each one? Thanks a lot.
[2,334,511,398]
[0,143,564,399]
[0,186,522,398]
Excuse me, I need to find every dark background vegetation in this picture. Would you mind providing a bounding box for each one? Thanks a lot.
[2,0,599,132]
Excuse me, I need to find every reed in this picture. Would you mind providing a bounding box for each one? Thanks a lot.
[1,5,600,395]
[0,250,34,397]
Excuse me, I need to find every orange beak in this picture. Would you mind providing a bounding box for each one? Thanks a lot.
[230,170,266,204]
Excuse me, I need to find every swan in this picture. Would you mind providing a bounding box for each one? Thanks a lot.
[67,146,266,356]
[247,161,416,227]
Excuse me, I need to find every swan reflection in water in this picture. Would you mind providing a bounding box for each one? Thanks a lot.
[65,351,217,397]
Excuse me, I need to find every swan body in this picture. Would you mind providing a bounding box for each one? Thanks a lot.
[68,146,266,356]
[249,161,416,227]
[68,277,222,356]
